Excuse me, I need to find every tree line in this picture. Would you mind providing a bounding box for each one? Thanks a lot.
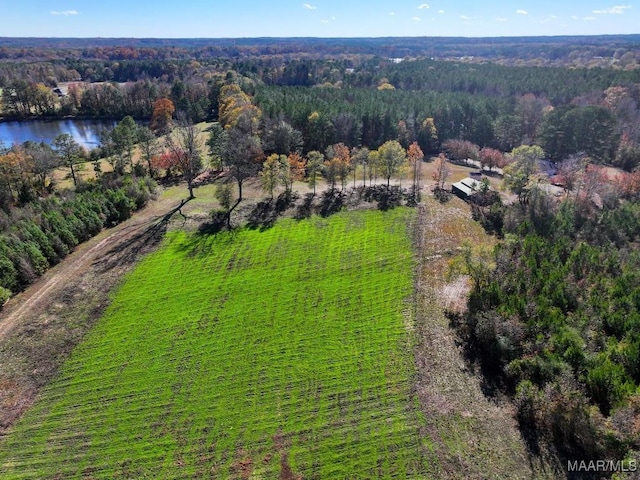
[1,35,639,68]
[4,55,640,170]
[0,173,155,303]
[451,157,640,464]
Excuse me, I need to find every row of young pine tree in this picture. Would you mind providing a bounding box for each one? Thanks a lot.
[0,175,155,303]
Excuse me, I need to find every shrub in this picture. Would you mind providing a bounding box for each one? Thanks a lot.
[0,286,11,305]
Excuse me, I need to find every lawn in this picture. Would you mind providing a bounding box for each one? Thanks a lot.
[0,208,428,479]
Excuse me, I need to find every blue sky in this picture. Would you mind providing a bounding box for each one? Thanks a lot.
[1,1,639,37]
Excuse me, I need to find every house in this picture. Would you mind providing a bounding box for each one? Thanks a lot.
[452,177,481,199]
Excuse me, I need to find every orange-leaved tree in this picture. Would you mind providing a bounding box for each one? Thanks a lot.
[150,98,175,134]
[407,141,424,198]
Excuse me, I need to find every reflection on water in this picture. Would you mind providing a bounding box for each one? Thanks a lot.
[0,119,117,150]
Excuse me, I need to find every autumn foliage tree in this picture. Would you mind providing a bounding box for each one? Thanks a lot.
[407,142,424,200]
[260,154,282,199]
[442,139,480,163]
[616,170,640,200]
[218,84,261,132]
[376,140,407,189]
[150,97,175,134]
[417,117,439,154]
[479,147,505,172]
[0,148,35,207]
[165,120,203,198]
[325,143,351,190]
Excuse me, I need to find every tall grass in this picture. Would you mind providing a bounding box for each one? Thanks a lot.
[0,208,427,479]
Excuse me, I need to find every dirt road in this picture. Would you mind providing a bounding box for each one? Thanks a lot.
[0,195,181,342]
[0,193,187,433]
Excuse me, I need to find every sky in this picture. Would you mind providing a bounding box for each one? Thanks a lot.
[1,1,639,38]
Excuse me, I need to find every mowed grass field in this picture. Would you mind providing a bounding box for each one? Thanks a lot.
[0,208,429,479]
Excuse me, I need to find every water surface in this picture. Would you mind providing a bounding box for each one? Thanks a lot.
[0,119,116,150]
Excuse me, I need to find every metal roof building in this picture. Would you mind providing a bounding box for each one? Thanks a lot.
[451,177,481,198]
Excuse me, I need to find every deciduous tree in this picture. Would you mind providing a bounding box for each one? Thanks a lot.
[325,143,351,190]
[417,117,439,154]
[165,118,204,199]
[442,139,480,163]
[479,147,505,173]
[407,142,424,198]
[504,145,544,203]
[377,140,407,189]
[351,147,371,187]
[53,134,84,186]
[223,125,263,203]
[150,97,175,134]
[306,150,324,195]
[432,153,451,191]
[260,154,282,199]
[22,141,59,193]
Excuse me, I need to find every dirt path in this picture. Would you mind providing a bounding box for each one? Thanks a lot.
[413,196,560,479]
[0,192,189,433]
[0,195,180,342]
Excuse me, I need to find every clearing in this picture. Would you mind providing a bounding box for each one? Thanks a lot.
[0,208,428,478]
[0,174,560,478]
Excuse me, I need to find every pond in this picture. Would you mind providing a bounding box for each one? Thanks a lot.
[0,118,117,151]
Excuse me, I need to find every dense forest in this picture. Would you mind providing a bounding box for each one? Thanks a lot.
[3,50,640,169]
[1,35,640,67]
[457,182,640,465]
[2,35,640,471]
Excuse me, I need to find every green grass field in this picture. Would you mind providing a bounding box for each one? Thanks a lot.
[0,208,428,479]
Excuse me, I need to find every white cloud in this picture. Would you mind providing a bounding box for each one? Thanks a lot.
[496,17,508,22]
[303,3,317,10]
[389,11,395,16]
[412,16,421,21]
[438,9,445,14]
[320,19,329,23]
[593,5,631,14]
[583,16,597,20]
[50,10,78,16]
[418,3,429,9]
[516,9,528,15]
[460,15,471,20]
[571,15,579,19]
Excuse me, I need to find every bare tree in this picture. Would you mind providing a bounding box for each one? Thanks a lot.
[223,124,263,204]
[137,126,159,178]
[166,117,203,199]
[432,153,451,191]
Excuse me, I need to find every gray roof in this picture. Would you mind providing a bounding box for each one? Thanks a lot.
[452,177,481,196]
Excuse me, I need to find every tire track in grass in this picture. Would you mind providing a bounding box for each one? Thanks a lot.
[413,195,558,479]
[0,208,429,479]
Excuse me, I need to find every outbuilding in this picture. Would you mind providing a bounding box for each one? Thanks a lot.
[451,177,481,199]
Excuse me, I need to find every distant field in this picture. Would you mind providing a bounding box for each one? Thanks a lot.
[0,208,428,478]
